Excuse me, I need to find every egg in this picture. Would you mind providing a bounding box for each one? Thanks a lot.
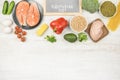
[0,24,5,33]
[3,27,13,34]
[2,19,13,27]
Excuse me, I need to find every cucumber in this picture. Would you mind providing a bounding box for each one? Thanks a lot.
[2,1,9,14]
[64,33,77,43]
[7,1,15,15]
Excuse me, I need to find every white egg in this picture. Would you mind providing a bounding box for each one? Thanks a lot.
[4,27,13,34]
[0,23,5,33]
[2,19,13,27]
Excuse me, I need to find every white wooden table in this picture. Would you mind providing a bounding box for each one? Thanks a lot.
[0,0,120,80]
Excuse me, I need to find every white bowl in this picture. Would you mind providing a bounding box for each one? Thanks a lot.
[99,1,117,18]
[70,15,88,33]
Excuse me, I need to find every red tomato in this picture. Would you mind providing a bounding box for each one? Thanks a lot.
[22,31,27,35]
[18,28,22,33]
[21,37,26,42]
[17,34,22,38]
[15,26,20,30]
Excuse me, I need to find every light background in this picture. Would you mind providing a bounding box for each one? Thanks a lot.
[0,0,120,80]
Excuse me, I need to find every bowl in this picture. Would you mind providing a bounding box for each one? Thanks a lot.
[99,1,116,18]
[70,15,88,33]
[12,0,43,30]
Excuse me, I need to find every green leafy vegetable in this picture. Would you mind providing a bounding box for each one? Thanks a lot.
[45,35,56,43]
[82,0,99,13]
[78,33,88,42]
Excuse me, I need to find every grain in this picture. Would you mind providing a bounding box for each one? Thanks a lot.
[71,16,87,32]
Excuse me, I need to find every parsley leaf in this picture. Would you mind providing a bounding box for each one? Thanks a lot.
[45,35,56,43]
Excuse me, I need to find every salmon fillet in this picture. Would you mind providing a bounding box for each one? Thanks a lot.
[16,1,30,26]
[26,2,40,27]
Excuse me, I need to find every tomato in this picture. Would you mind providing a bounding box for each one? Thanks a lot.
[14,31,19,34]
[18,28,22,33]
[15,26,20,30]
[17,34,22,38]
[22,31,27,35]
[21,37,26,42]
[14,25,27,42]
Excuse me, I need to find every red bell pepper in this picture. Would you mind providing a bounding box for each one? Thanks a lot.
[50,17,68,34]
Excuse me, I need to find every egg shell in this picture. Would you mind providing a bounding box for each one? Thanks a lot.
[2,19,13,27]
[4,27,13,34]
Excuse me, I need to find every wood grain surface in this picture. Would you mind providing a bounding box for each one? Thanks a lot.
[0,0,120,80]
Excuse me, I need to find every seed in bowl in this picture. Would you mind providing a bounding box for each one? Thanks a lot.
[100,1,116,17]
[70,16,87,32]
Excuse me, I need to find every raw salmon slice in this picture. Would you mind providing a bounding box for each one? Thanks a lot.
[16,1,30,26]
[26,2,40,27]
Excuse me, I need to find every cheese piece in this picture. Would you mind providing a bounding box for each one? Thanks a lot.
[36,23,48,36]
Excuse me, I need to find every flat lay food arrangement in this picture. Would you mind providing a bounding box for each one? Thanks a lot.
[0,0,120,44]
